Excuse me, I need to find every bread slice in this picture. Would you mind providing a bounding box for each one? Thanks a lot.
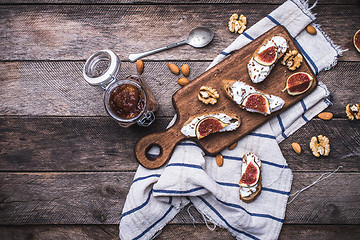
[248,34,288,83]
[239,174,262,203]
[181,111,241,139]
[221,79,285,115]
[239,153,262,203]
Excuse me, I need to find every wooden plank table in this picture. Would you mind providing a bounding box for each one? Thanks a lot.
[0,0,359,239]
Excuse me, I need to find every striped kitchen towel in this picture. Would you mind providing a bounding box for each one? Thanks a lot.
[119,0,344,239]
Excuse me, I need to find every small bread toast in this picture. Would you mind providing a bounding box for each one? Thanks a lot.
[239,153,262,203]
[221,79,285,115]
[247,34,288,83]
[181,112,241,139]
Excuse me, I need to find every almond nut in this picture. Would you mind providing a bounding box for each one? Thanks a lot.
[136,59,144,75]
[181,64,190,77]
[168,63,180,75]
[318,112,333,120]
[291,142,302,154]
[228,142,238,150]
[306,25,317,35]
[177,77,190,86]
[216,153,223,167]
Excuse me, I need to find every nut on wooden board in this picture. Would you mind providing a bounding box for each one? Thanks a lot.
[181,64,190,77]
[136,59,144,75]
[291,142,302,154]
[177,77,190,86]
[318,112,333,120]
[168,63,180,75]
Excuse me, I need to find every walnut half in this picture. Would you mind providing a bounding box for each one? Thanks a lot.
[310,135,330,157]
[198,86,219,105]
[228,13,247,34]
[281,50,303,71]
[346,104,360,120]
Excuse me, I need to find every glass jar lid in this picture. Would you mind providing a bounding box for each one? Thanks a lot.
[83,50,121,86]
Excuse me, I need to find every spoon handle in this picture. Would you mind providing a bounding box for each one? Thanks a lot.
[128,40,187,62]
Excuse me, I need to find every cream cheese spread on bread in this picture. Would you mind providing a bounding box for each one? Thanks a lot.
[181,113,240,138]
[248,36,288,83]
[239,153,261,198]
[230,81,284,114]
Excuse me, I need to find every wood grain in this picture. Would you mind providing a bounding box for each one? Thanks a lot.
[0,224,359,240]
[0,117,358,171]
[0,61,358,117]
[0,172,359,224]
[0,4,359,61]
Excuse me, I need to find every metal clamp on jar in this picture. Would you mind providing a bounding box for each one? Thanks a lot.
[83,50,158,127]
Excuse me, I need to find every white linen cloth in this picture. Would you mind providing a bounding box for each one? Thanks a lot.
[119,0,344,239]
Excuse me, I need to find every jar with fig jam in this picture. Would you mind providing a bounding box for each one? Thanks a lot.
[83,50,158,127]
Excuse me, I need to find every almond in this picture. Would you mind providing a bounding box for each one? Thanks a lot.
[228,142,238,150]
[291,142,302,155]
[181,64,190,77]
[306,25,317,35]
[216,153,223,167]
[136,60,144,75]
[168,63,180,75]
[177,77,190,86]
[318,112,333,120]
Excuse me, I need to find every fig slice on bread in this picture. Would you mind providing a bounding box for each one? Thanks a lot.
[248,35,288,83]
[181,112,241,139]
[239,152,262,203]
[222,80,284,116]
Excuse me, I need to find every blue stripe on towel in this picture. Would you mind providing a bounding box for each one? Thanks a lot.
[266,14,281,26]
[242,32,254,41]
[133,205,174,240]
[249,132,276,139]
[276,115,288,139]
[133,174,161,184]
[266,14,319,74]
[294,38,319,74]
[261,160,290,169]
[167,163,203,170]
[216,181,239,188]
[262,187,290,196]
[198,196,260,240]
[216,198,284,223]
[153,186,204,194]
[121,190,152,219]
[300,99,309,122]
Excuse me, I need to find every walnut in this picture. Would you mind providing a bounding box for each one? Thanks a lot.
[310,135,330,157]
[228,13,247,34]
[346,104,360,120]
[281,50,303,71]
[198,86,219,105]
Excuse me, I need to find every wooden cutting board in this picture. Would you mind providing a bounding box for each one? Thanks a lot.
[135,25,317,169]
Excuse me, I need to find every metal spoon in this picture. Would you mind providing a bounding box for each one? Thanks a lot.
[128,27,214,62]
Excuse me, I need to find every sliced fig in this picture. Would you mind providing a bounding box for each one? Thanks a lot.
[242,93,271,115]
[239,160,260,187]
[195,117,228,139]
[354,29,360,53]
[254,45,277,66]
[283,72,313,96]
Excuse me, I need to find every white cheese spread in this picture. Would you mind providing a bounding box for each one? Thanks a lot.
[248,35,288,83]
[181,113,240,138]
[230,81,284,114]
[239,153,261,198]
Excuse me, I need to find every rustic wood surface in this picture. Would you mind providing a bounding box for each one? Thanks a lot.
[0,0,359,239]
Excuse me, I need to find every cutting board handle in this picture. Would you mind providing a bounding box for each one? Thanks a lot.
[135,125,185,169]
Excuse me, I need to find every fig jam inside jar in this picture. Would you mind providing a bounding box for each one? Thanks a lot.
[83,50,158,127]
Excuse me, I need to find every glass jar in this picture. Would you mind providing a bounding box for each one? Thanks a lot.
[83,50,158,127]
